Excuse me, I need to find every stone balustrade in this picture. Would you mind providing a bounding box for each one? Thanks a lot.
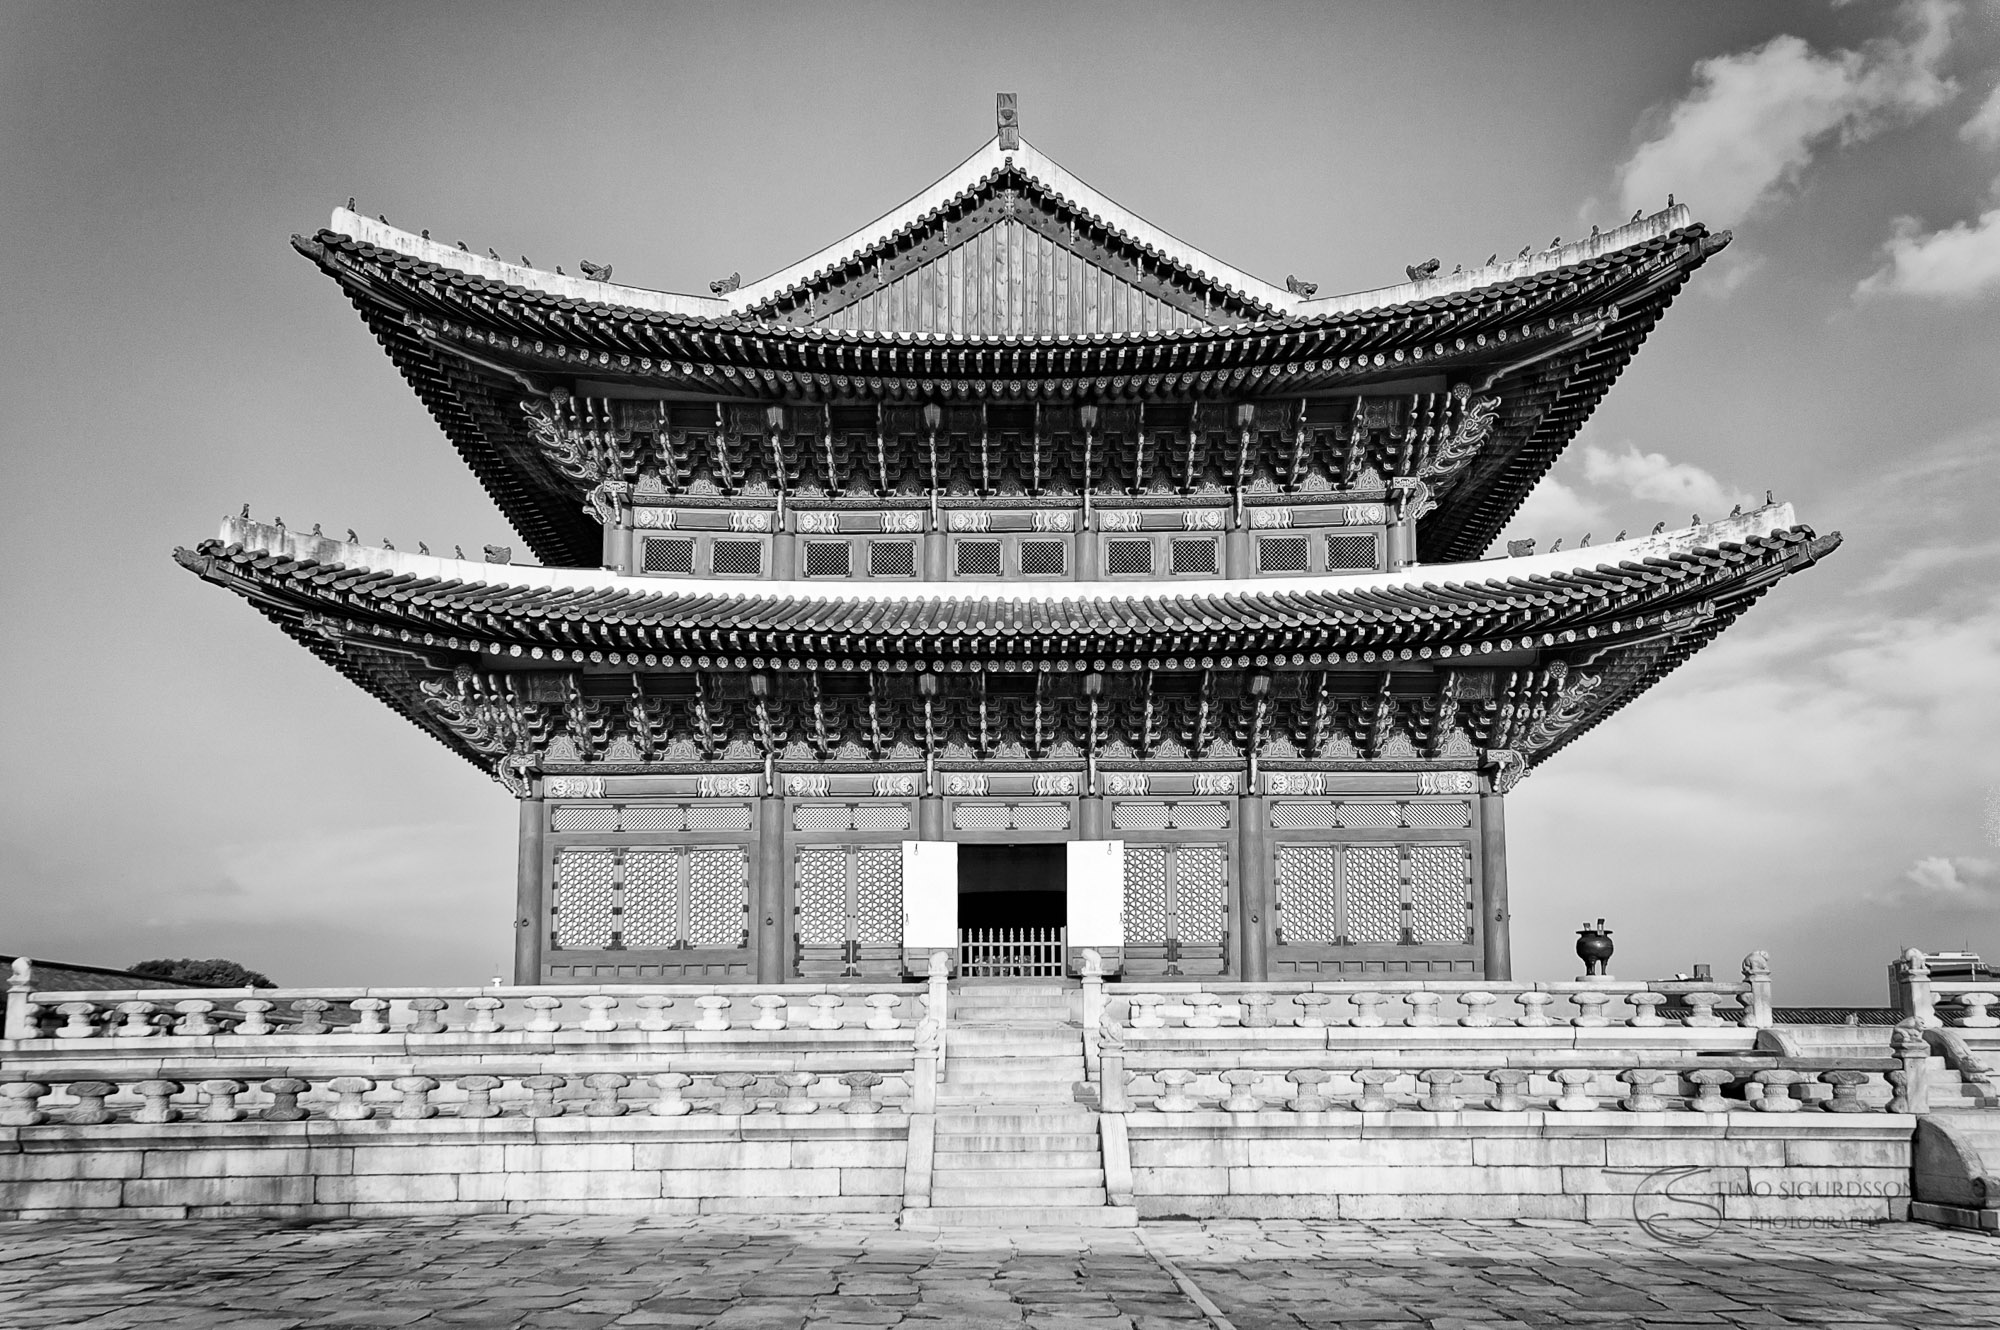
[1103,1060,1910,1115]
[3,980,923,1044]
[0,1067,910,1126]
[1104,973,1766,1032]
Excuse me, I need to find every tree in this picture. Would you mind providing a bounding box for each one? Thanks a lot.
[129,958,275,988]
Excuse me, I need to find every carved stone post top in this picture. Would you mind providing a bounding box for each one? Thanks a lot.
[1742,950,1773,979]
[581,994,618,1009]
[391,1075,441,1091]
[1286,1068,1332,1084]
[1551,1069,1595,1084]
[1219,1068,1261,1084]
[173,999,217,1013]
[1618,1067,1668,1083]
[1354,1069,1399,1084]
[1484,1068,1529,1083]
[839,1071,884,1087]
[927,950,953,978]
[1686,1068,1737,1085]
[455,1074,505,1090]
[1418,1069,1461,1084]
[649,1072,693,1088]
[1896,946,1929,976]
[1155,1068,1198,1084]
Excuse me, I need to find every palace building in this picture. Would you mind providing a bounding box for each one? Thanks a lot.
[179,100,1836,988]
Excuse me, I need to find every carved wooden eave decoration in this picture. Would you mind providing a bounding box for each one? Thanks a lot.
[174,507,1835,788]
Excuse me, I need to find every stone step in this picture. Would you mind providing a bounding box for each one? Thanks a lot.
[901,1205,1138,1230]
[932,1184,1108,1207]
[932,1167,1105,1189]
[947,1025,1077,1042]
[937,1111,1097,1132]
[944,1063,1086,1082]
[931,1132,1103,1153]
[931,1148,1104,1169]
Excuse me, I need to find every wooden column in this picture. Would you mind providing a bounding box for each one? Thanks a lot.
[1236,791,1270,980]
[919,788,944,840]
[1078,527,1100,580]
[513,795,547,984]
[1080,793,1106,841]
[1479,789,1512,981]
[602,519,626,574]
[773,525,797,579]
[925,527,948,582]
[1225,525,1250,580]
[757,790,787,982]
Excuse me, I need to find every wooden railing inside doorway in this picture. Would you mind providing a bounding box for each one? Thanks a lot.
[958,927,1067,979]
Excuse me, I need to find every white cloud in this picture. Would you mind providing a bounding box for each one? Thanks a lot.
[1616,0,1959,226]
[1870,855,2000,908]
[1495,476,1606,549]
[1701,250,1766,298]
[1962,81,2000,147]
[1580,444,1751,517]
[1855,188,2000,300]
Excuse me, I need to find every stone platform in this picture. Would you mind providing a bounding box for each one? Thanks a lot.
[2,1214,1997,1329]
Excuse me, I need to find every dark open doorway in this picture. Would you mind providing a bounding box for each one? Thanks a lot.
[957,843,1066,931]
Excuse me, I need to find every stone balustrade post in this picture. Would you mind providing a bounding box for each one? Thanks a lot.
[928,949,953,1030]
[648,1073,693,1117]
[524,995,563,1033]
[1820,1070,1871,1113]
[173,999,217,1036]
[1347,991,1387,1029]
[1683,992,1725,1028]
[1626,993,1667,1028]
[1099,1043,1131,1114]
[1184,993,1222,1029]
[199,1079,248,1122]
[465,996,504,1033]
[350,998,389,1036]
[67,1080,116,1125]
[3,959,33,1041]
[1239,993,1276,1029]
[409,997,449,1035]
[839,1071,884,1114]
[1220,1069,1262,1113]
[1889,1028,1929,1114]
[582,1073,630,1117]
[521,1074,566,1117]
[1405,992,1443,1028]
[456,1075,504,1119]
[1551,1069,1596,1111]
[1078,949,1104,1071]
[1742,951,1775,1030]
[326,1077,375,1121]
[1484,1069,1529,1112]
[1128,994,1166,1028]
[1294,993,1332,1028]
[712,1073,758,1117]
[1417,1069,1463,1112]
[391,1076,441,1120]
[234,999,275,1036]
[112,1001,157,1038]
[865,994,903,1031]
[132,1079,184,1123]
[262,1077,310,1122]
[1514,991,1554,1027]
[635,995,674,1032]
[913,1020,942,1114]
[56,1002,98,1039]
[806,995,843,1030]
[1353,1070,1397,1112]
[0,1081,50,1126]
[1957,992,1999,1028]
[1568,992,1611,1028]
[580,995,619,1033]
[751,995,789,1031]
[1891,947,1936,1027]
[1456,992,1497,1027]
[292,999,333,1035]
[1687,1068,1736,1113]
[1154,1069,1198,1113]
[776,1071,818,1115]
[1751,1070,1802,1112]
[1285,1069,1332,1112]
[695,995,733,1031]
[1618,1069,1670,1112]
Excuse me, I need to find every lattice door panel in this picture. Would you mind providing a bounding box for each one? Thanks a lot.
[555,846,750,953]
[794,849,847,947]
[1275,846,1340,943]
[620,851,678,949]
[793,844,905,978]
[1408,844,1472,944]
[1343,846,1402,944]
[687,848,750,947]
[1119,842,1228,977]
[553,851,616,949]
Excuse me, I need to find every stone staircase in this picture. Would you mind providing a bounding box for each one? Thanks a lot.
[903,981,1136,1228]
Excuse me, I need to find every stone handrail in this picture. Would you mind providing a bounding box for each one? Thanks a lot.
[1887,950,1999,1029]
[0,1067,909,1126]
[3,974,923,1042]
[1104,972,1769,1031]
[1096,1040,1926,1117]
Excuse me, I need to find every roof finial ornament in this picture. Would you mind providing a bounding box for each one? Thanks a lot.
[580,259,613,282]
[346,197,356,211]
[996,92,1020,150]
[1284,275,1318,298]
[1667,193,1675,208]
[1630,209,1643,224]
[1517,245,1532,260]
[1652,521,1666,535]
[710,272,741,295]
[1405,258,1441,282]
[1765,489,1775,506]
[346,528,358,543]
[239,503,250,521]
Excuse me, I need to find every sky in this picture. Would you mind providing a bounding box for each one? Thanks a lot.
[2,1,1997,1004]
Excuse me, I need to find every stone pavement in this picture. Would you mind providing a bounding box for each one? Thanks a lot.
[0,1215,1995,1330]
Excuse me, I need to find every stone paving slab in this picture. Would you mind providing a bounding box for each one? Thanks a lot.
[0,1216,1993,1329]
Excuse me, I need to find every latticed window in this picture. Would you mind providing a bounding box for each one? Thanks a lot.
[552,846,748,951]
[1268,841,1475,948]
[710,540,763,576]
[1258,534,1310,573]
[1171,538,1217,575]
[1343,845,1402,943]
[1106,539,1152,576]
[956,540,1002,577]
[1120,844,1228,946]
[803,541,852,578]
[793,844,904,952]
[1110,800,1231,831]
[869,540,917,578]
[549,802,754,834]
[642,537,695,574]
[1020,540,1066,577]
[1274,846,1340,943]
[1409,844,1473,943]
[1326,533,1377,570]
